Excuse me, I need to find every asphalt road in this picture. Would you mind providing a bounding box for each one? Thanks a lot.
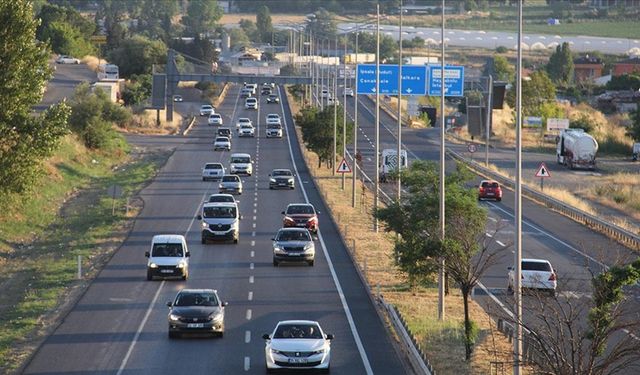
[33,62,97,112]
[337,22,640,55]
[23,86,406,374]
[341,93,640,371]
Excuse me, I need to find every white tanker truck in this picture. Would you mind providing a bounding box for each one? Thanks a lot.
[556,128,598,170]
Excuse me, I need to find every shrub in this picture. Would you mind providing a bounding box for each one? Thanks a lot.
[495,46,508,54]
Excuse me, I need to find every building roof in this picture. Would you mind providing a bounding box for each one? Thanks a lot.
[574,55,603,65]
[616,57,640,65]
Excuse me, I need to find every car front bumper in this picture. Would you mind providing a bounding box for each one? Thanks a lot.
[219,186,242,194]
[270,181,294,189]
[202,229,237,241]
[266,352,329,370]
[148,266,186,279]
[169,320,224,335]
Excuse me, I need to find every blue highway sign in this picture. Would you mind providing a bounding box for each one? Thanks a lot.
[356,64,427,95]
[427,65,465,97]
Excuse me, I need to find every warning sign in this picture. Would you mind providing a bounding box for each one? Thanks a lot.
[336,158,352,174]
[535,162,551,178]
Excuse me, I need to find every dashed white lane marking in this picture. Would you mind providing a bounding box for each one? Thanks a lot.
[485,232,493,238]
[250,250,255,257]
[254,202,258,207]
[248,291,253,301]
[488,217,498,222]
[244,357,250,371]
[250,263,254,270]
[252,223,256,228]
[252,231,256,237]
[249,276,254,283]
[253,216,257,221]
[496,240,506,247]
[253,209,257,214]
[251,240,255,246]
[245,330,251,343]
[246,309,252,320]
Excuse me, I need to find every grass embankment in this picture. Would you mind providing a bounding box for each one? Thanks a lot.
[287,92,526,374]
[0,135,169,372]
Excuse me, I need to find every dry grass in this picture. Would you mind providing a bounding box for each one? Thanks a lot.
[286,89,523,374]
[586,173,640,223]
[122,110,184,135]
[220,13,307,25]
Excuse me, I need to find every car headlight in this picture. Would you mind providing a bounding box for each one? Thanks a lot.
[201,221,208,228]
[149,263,158,268]
[211,313,224,324]
[283,216,295,223]
[273,245,286,254]
[270,349,283,355]
[311,349,325,355]
[288,179,294,184]
[304,243,314,252]
[176,262,186,269]
[219,184,224,188]
[270,178,276,183]
[169,314,180,321]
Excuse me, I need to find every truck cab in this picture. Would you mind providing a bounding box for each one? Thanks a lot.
[379,149,408,183]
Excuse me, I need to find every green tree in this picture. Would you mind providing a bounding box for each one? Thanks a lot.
[36,3,95,56]
[538,102,565,126]
[506,70,556,116]
[0,0,70,197]
[96,0,128,51]
[546,42,574,86]
[295,106,353,168]
[606,73,640,91]
[121,74,152,106]
[137,0,178,42]
[256,5,273,44]
[305,8,337,39]
[107,35,167,77]
[228,27,251,49]
[492,55,515,82]
[239,19,259,42]
[356,32,398,63]
[626,109,640,141]
[181,0,223,37]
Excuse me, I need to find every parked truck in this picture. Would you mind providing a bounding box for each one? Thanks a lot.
[556,129,598,170]
[379,149,408,182]
[344,53,376,64]
[403,56,439,65]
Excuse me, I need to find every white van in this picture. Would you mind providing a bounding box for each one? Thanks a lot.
[229,153,253,176]
[198,202,241,244]
[145,235,190,281]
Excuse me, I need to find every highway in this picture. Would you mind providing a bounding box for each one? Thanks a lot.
[23,86,407,374]
[33,62,96,112]
[340,93,640,370]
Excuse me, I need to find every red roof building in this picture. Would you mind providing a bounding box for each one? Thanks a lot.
[573,55,604,83]
[613,57,640,76]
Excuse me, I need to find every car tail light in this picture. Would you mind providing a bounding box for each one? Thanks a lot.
[548,273,556,281]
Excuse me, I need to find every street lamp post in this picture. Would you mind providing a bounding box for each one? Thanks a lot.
[397,0,403,201]
[438,0,446,322]
[374,3,380,233]
[514,1,524,374]
[342,35,347,190]
[352,30,359,208]
[333,35,338,175]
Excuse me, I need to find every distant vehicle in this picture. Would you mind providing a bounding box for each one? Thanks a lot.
[267,93,280,104]
[217,127,232,138]
[282,203,319,234]
[344,53,376,64]
[508,258,557,296]
[145,234,189,281]
[556,128,598,170]
[344,87,354,97]
[266,114,281,125]
[269,169,295,189]
[97,63,119,80]
[379,149,408,183]
[202,162,225,181]
[261,86,272,95]
[173,95,183,102]
[632,143,640,161]
[218,174,243,195]
[200,104,215,116]
[208,113,223,126]
[321,89,330,99]
[478,180,502,202]
[207,193,237,204]
[240,87,253,98]
[266,123,283,138]
[197,202,241,244]
[229,153,253,175]
[213,137,231,151]
[403,56,439,65]
[263,320,333,372]
[271,228,315,266]
[245,97,258,110]
[167,289,227,338]
[327,97,339,106]
[55,55,80,64]
[244,82,258,94]
[238,123,255,137]
[236,117,252,129]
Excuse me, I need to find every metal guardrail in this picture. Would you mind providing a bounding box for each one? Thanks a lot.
[448,149,640,251]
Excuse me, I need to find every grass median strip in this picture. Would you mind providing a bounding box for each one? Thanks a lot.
[0,136,170,372]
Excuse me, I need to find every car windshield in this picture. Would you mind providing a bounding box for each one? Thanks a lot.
[211,114,221,119]
[205,164,222,169]
[215,138,228,142]
[277,230,311,242]
[482,182,499,188]
[203,206,237,218]
[241,124,252,129]
[209,195,234,203]
[522,261,552,272]
[268,115,279,119]
[152,243,183,257]
[267,124,282,129]
[218,129,230,134]
[246,99,256,103]
[274,324,322,339]
[174,292,218,307]
[272,170,292,177]
[269,95,277,98]
[239,118,250,123]
[202,105,212,109]
[231,157,251,163]
[222,175,239,182]
[287,205,314,215]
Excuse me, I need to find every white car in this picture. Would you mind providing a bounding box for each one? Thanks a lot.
[145,234,190,281]
[238,123,255,137]
[200,104,215,116]
[321,89,330,98]
[236,117,252,129]
[202,163,225,181]
[327,97,339,106]
[344,87,354,97]
[245,97,258,110]
[508,258,557,296]
[263,320,333,372]
[266,114,281,126]
[173,95,183,102]
[266,123,283,138]
[229,153,253,176]
[213,136,231,151]
[208,113,223,126]
[55,55,80,64]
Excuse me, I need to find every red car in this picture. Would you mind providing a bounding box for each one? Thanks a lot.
[282,203,319,234]
[478,180,502,202]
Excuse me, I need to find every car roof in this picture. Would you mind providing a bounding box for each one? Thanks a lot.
[205,162,223,166]
[278,227,309,233]
[522,258,551,264]
[209,193,234,199]
[215,136,230,140]
[203,202,237,208]
[272,168,292,172]
[152,234,185,243]
[201,104,213,108]
[177,288,218,294]
[267,113,280,117]
[231,153,251,157]
[239,117,251,121]
[287,203,313,208]
[276,320,320,326]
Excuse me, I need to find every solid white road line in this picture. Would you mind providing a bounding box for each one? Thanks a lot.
[485,232,493,238]
[278,87,374,375]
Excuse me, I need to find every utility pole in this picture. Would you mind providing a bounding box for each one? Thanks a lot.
[321,38,325,110]
[514,1,524,374]
[397,0,403,201]
[485,74,493,167]
[352,30,359,207]
[374,2,380,232]
[342,34,347,190]
[333,35,338,175]
[438,0,446,322]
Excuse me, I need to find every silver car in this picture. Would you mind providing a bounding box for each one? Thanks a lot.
[263,320,333,372]
[269,169,295,189]
[202,163,225,181]
[219,174,243,195]
[214,136,231,151]
[272,228,315,266]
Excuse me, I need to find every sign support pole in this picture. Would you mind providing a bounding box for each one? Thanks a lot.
[438,0,446,322]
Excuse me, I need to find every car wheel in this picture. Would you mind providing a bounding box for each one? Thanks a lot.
[496,197,502,202]
[234,237,238,244]
[168,331,179,339]
[147,270,153,281]
[549,289,557,297]
[202,177,206,181]
[201,237,207,245]
[273,259,279,267]
[290,187,295,190]
[308,260,315,267]
[269,186,273,189]
[507,284,514,295]
[266,366,277,374]
[182,271,188,281]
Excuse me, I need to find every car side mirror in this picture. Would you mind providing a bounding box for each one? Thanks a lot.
[166,301,172,307]
[326,334,334,340]
[197,215,202,220]
[317,211,321,215]
[281,211,285,215]
[145,251,150,257]
[239,215,243,220]
[262,334,271,340]
[186,252,190,257]
[222,301,228,307]
[271,238,275,241]
[507,266,513,271]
